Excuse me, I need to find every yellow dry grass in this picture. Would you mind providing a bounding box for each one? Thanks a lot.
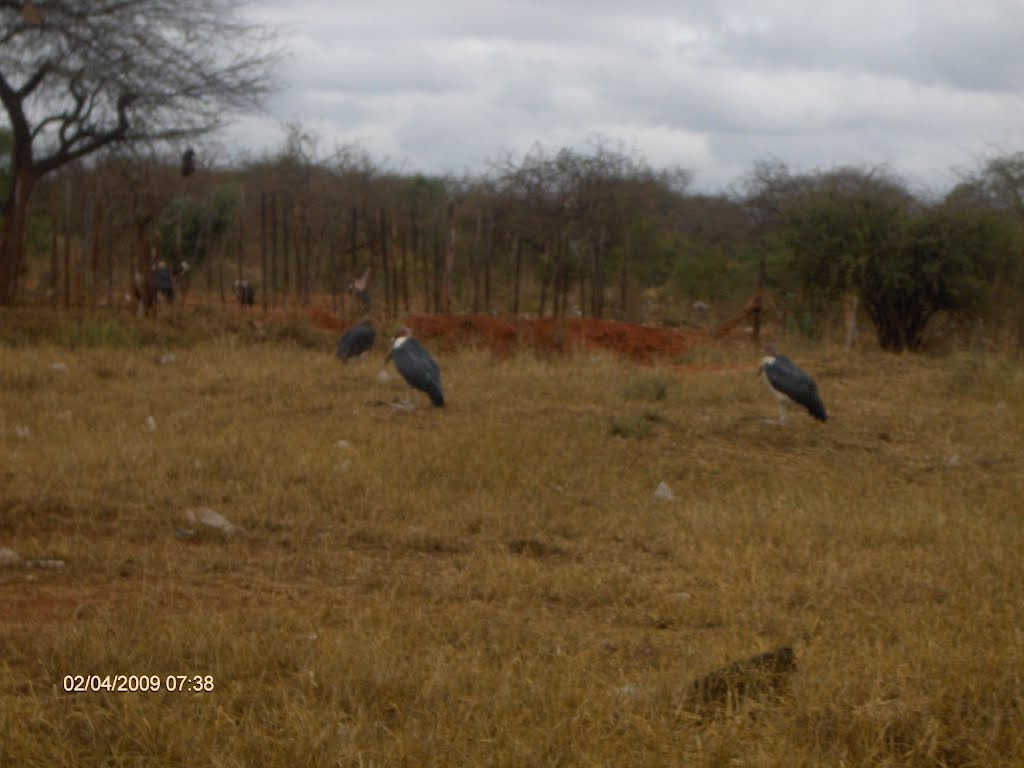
[1,309,1023,766]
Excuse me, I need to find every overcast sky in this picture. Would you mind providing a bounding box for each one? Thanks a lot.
[224,0,1024,194]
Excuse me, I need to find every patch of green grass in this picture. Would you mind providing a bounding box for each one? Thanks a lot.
[622,375,672,401]
[59,318,143,349]
[609,412,656,437]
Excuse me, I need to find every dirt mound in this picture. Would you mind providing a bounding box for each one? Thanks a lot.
[404,314,707,361]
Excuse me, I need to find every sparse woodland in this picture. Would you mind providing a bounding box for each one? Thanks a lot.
[5,133,1024,353]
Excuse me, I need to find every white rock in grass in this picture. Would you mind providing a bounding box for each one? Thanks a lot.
[14,425,30,439]
[376,369,392,383]
[336,439,351,451]
[145,416,157,432]
[0,548,21,567]
[49,362,68,372]
[25,559,65,569]
[158,353,176,366]
[185,507,243,535]
[654,481,675,501]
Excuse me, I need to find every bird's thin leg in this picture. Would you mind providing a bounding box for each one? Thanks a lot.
[405,385,414,409]
[778,402,788,426]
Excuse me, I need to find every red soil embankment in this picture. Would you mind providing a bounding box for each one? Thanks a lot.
[313,312,708,361]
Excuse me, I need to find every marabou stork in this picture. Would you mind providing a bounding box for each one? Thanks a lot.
[760,343,827,424]
[233,279,255,307]
[336,318,376,362]
[384,327,444,407]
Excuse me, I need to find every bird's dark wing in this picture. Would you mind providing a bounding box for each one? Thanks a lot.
[337,322,375,359]
[394,339,444,406]
[765,355,827,421]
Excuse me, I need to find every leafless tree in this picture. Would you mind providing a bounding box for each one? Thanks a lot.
[0,0,282,303]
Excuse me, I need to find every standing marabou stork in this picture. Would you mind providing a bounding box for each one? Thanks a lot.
[384,327,444,407]
[760,343,827,424]
[336,318,376,363]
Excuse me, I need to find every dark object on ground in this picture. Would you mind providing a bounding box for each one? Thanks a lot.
[684,645,796,713]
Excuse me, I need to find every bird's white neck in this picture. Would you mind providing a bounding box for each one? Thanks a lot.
[392,335,409,349]
[761,355,776,367]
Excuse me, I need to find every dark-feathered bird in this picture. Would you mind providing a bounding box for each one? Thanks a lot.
[384,327,444,407]
[336,318,376,362]
[233,279,255,307]
[760,344,826,424]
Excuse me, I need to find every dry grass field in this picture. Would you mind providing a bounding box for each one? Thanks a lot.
[1,308,1023,767]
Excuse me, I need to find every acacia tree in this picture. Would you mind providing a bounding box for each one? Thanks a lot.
[0,0,281,304]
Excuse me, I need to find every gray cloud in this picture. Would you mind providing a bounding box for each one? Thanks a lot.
[227,0,1024,191]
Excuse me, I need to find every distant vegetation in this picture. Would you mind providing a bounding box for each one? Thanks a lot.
[5,126,1022,353]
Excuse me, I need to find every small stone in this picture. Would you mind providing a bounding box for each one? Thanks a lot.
[145,416,157,432]
[654,481,674,501]
[49,362,68,372]
[185,507,243,535]
[158,353,175,365]
[376,369,392,383]
[25,559,65,569]
[336,440,351,450]
[0,548,21,567]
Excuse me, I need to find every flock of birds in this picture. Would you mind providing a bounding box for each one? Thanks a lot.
[336,267,826,420]
[336,318,826,424]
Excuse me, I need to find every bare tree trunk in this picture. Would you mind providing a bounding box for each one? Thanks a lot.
[513,235,522,315]
[329,240,338,311]
[844,292,859,349]
[753,249,766,343]
[619,229,629,319]
[578,254,586,319]
[484,211,493,313]
[442,202,455,313]
[303,219,312,306]
[237,188,245,282]
[63,206,71,309]
[538,244,551,318]
[348,204,359,315]
[105,208,113,307]
[50,218,58,308]
[270,192,279,308]
[86,194,100,307]
[432,223,442,313]
[282,200,290,307]
[414,205,429,312]
[0,170,34,304]
[379,208,392,317]
[395,214,408,312]
[471,208,482,313]
[592,226,606,319]
[310,221,319,306]
[259,190,268,311]
[218,235,226,304]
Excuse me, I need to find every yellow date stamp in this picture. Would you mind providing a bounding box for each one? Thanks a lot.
[63,674,214,693]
